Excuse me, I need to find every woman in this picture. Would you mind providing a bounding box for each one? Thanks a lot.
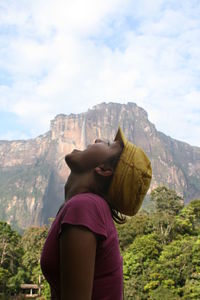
[41,127,152,299]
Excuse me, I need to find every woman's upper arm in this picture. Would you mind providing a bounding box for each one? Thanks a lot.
[59,225,97,300]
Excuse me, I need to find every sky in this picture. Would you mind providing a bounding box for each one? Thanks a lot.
[0,0,200,146]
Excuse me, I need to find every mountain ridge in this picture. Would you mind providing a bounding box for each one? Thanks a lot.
[0,102,199,231]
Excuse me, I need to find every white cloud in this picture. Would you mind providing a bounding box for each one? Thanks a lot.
[0,0,200,146]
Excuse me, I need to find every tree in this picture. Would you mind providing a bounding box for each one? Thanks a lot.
[21,225,50,298]
[0,221,51,297]
[182,278,200,299]
[145,236,199,298]
[182,236,200,299]
[175,199,200,236]
[150,186,184,215]
[116,211,153,251]
[148,286,181,300]
[149,187,184,244]
[120,192,200,299]
[0,221,23,295]
[0,267,9,295]
[21,226,48,282]
[123,233,162,298]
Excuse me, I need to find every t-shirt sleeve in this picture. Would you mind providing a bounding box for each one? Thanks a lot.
[60,194,107,239]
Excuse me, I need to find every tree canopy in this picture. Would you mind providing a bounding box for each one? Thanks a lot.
[0,186,200,299]
[120,187,200,299]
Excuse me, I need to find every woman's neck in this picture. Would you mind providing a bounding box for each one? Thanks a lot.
[65,172,95,201]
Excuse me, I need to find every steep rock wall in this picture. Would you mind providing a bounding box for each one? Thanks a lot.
[0,102,200,230]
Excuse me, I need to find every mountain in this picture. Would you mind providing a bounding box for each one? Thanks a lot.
[0,102,200,231]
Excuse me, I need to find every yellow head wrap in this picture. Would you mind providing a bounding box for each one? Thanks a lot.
[108,127,152,216]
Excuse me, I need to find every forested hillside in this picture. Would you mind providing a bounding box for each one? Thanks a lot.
[0,187,200,299]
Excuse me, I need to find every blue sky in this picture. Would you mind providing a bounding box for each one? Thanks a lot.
[0,0,200,146]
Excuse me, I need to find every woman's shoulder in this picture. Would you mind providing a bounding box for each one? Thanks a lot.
[61,193,111,220]
[60,193,111,238]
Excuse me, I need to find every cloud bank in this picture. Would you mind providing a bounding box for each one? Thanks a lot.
[0,0,200,146]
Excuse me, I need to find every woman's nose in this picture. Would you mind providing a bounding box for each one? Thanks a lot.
[95,139,103,143]
[94,138,110,146]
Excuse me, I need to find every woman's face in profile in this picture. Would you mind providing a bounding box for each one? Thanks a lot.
[65,139,123,173]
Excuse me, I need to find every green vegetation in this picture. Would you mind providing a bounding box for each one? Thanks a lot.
[0,186,200,299]
[0,221,23,296]
[117,186,200,299]
[0,222,50,299]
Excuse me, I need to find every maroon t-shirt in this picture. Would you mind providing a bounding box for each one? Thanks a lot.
[40,193,123,299]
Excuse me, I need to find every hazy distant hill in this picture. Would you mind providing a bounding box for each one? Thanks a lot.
[0,102,200,231]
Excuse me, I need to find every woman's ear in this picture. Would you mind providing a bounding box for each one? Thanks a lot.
[95,165,113,177]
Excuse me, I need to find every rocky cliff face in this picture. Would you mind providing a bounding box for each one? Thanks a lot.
[0,102,200,230]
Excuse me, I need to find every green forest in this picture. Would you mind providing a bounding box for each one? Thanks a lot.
[0,186,200,299]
